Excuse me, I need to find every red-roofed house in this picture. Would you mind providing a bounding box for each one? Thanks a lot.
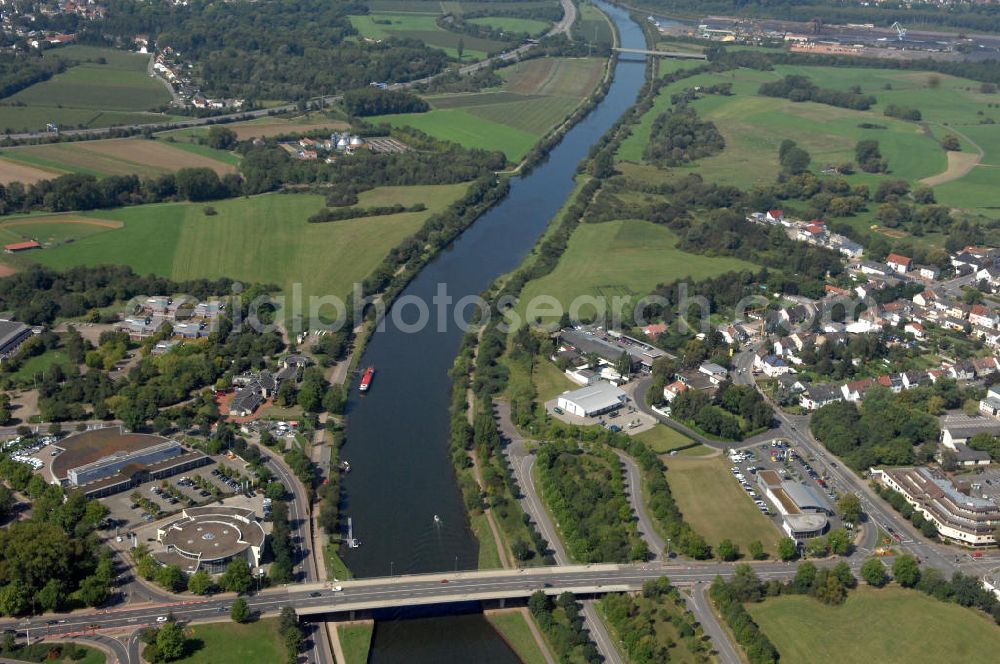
[904,322,925,339]
[766,209,784,223]
[969,305,998,329]
[4,241,40,253]
[642,323,668,339]
[886,253,912,274]
[663,380,689,402]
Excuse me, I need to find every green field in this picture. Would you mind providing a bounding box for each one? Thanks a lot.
[469,16,550,34]
[472,511,503,569]
[572,2,614,47]
[379,57,605,162]
[485,610,550,664]
[515,219,757,324]
[337,622,374,664]
[618,63,1000,217]
[0,45,178,133]
[348,12,505,59]
[176,619,284,664]
[24,185,469,309]
[748,586,1000,664]
[532,359,576,401]
[664,455,782,556]
[634,424,695,454]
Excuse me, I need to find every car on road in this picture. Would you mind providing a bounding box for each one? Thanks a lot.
[309,591,322,597]
[440,579,449,584]
[331,586,343,592]
[156,616,168,623]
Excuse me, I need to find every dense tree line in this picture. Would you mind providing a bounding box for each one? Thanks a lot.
[0,264,235,325]
[759,75,876,110]
[810,386,939,469]
[644,105,725,167]
[872,483,940,540]
[0,53,68,100]
[536,441,648,562]
[709,566,780,664]
[341,89,429,117]
[77,0,452,101]
[528,591,601,664]
[269,500,296,583]
[890,555,1000,624]
[884,103,922,121]
[307,203,426,223]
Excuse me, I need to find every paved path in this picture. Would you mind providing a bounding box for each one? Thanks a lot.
[684,584,742,664]
[613,450,665,559]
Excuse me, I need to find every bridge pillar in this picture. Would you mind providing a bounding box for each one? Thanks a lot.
[349,610,356,621]
[499,598,505,609]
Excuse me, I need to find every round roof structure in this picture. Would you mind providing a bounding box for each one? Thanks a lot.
[157,507,265,567]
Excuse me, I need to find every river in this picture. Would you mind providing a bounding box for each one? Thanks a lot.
[338,2,647,660]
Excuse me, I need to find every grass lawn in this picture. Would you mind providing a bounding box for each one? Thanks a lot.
[0,213,120,246]
[572,2,614,47]
[469,16,550,35]
[664,455,781,555]
[676,444,715,457]
[533,360,576,401]
[485,610,549,664]
[348,12,504,59]
[337,622,374,664]
[324,543,354,580]
[0,45,177,133]
[28,185,468,312]
[515,219,757,324]
[177,619,284,664]
[634,424,695,454]
[747,586,1000,664]
[9,349,71,381]
[472,511,503,569]
[380,57,605,162]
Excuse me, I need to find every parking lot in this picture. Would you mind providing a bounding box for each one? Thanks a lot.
[100,455,266,530]
[728,440,845,536]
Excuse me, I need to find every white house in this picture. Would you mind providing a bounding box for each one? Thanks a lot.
[886,253,912,274]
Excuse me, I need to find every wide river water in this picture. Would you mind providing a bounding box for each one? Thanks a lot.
[339,2,647,660]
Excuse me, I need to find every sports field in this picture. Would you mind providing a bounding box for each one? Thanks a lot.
[0,138,236,180]
[514,219,756,324]
[747,586,1000,664]
[348,12,505,59]
[663,455,782,556]
[0,45,178,133]
[618,63,1000,216]
[28,185,469,308]
[0,214,121,246]
[379,57,606,161]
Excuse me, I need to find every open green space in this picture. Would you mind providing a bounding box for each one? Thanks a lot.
[664,455,781,556]
[472,511,503,569]
[175,619,284,664]
[0,45,177,133]
[469,16,550,35]
[634,424,695,454]
[747,586,1000,664]
[337,622,374,664]
[618,62,1000,218]
[26,184,469,309]
[485,610,550,664]
[9,349,71,382]
[532,360,576,401]
[515,219,757,324]
[572,2,614,47]
[379,57,605,162]
[348,12,505,59]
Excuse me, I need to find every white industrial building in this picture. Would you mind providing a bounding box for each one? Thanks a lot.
[556,382,629,418]
[757,469,831,539]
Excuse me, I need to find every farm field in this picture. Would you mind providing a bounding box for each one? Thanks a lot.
[174,619,284,664]
[159,116,351,142]
[0,157,61,185]
[24,184,469,310]
[663,455,782,556]
[468,16,550,34]
[747,586,1000,664]
[620,63,1000,217]
[514,219,756,324]
[0,138,236,181]
[348,12,505,59]
[380,57,606,161]
[0,45,178,133]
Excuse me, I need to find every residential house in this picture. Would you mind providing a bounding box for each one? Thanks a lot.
[886,253,912,274]
[902,371,931,389]
[641,323,668,339]
[800,384,843,410]
[765,209,784,224]
[912,290,938,307]
[841,378,874,402]
[698,362,729,385]
[973,357,1000,378]
[663,380,689,402]
[969,305,998,329]
[904,322,926,339]
[977,265,1000,293]
[948,361,976,381]
[856,261,890,277]
[915,264,941,281]
[755,354,792,377]
[980,387,1000,418]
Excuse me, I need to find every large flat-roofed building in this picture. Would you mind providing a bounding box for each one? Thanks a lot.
[560,328,667,371]
[49,427,211,498]
[154,506,267,574]
[0,319,34,360]
[557,381,629,418]
[873,467,1000,547]
[757,469,831,539]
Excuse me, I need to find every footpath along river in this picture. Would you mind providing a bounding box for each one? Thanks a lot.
[339,2,648,660]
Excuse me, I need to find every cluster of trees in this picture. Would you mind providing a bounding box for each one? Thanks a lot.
[0,462,112,615]
[967,432,1000,462]
[644,106,726,167]
[528,591,601,664]
[341,89,429,117]
[269,501,296,583]
[810,386,939,469]
[709,565,780,664]
[0,168,241,216]
[786,559,857,605]
[599,577,712,663]
[884,104,922,121]
[670,382,772,440]
[872,483,940,539]
[277,607,305,664]
[0,53,68,100]
[778,138,811,174]
[856,138,888,173]
[307,202,426,223]
[140,620,188,663]
[758,75,875,110]
[536,441,648,562]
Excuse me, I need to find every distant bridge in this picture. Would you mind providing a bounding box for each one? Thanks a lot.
[613,47,707,59]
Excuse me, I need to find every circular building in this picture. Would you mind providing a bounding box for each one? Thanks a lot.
[154,506,266,574]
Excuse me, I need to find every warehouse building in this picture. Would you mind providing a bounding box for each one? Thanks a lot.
[556,381,629,418]
[757,469,831,539]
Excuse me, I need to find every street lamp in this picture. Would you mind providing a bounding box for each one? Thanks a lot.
[390,561,394,577]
